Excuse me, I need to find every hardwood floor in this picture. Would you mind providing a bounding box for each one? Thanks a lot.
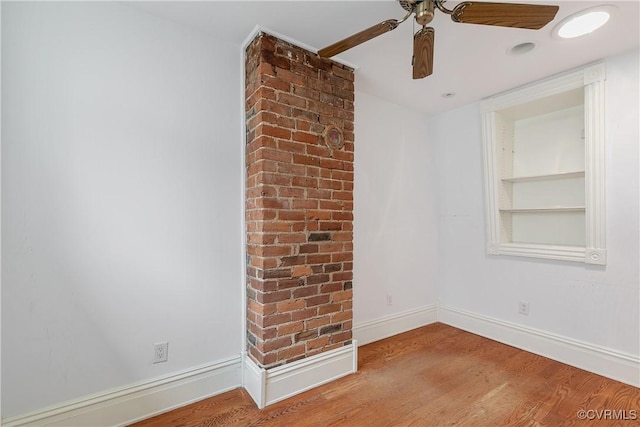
[132,323,640,426]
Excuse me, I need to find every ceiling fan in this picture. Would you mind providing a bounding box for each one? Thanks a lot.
[317,0,559,79]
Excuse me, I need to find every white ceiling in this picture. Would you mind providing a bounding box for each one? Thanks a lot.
[126,0,639,116]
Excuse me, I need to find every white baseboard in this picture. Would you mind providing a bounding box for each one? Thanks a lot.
[7,305,637,425]
[2,357,242,427]
[243,341,358,409]
[353,304,438,346]
[242,351,266,409]
[439,305,640,387]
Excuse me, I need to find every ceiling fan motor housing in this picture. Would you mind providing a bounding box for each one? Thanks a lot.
[416,0,436,26]
[399,0,436,26]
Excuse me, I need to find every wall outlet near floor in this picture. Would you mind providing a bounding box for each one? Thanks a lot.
[519,301,530,316]
[153,341,169,363]
[386,294,393,306]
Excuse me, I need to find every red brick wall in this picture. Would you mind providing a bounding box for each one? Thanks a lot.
[245,33,354,368]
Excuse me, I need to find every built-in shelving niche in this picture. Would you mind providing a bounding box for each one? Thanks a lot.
[481,63,606,265]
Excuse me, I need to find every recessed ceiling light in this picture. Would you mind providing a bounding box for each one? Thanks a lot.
[553,5,616,39]
[507,42,536,56]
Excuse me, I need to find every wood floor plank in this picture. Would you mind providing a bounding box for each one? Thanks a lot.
[131,324,640,426]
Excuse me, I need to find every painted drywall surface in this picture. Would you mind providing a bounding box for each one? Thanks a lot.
[432,49,639,356]
[353,90,438,324]
[2,2,242,417]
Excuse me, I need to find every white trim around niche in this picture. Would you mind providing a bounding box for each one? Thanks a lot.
[481,62,607,265]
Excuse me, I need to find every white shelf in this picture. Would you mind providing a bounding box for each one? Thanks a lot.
[502,171,585,183]
[500,207,585,213]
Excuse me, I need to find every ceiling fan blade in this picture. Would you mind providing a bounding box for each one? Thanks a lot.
[451,2,559,30]
[412,27,434,79]
[318,19,401,58]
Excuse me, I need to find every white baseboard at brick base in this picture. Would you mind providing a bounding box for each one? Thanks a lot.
[243,341,358,409]
[1,357,242,427]
[353,304,438,346]
[438,305,640,388]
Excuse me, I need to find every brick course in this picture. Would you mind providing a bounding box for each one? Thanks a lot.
[245,33,354,368]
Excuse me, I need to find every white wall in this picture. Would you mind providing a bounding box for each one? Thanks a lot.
[432,49,639,356]
[353,91,439,325]
[1,2,243,418]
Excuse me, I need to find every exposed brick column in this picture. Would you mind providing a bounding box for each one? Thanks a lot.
[245,33,354,369]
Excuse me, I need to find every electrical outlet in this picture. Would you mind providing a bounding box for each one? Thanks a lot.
[386,294,393,306]
[153,342,168,363]
[519,301,530,316]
